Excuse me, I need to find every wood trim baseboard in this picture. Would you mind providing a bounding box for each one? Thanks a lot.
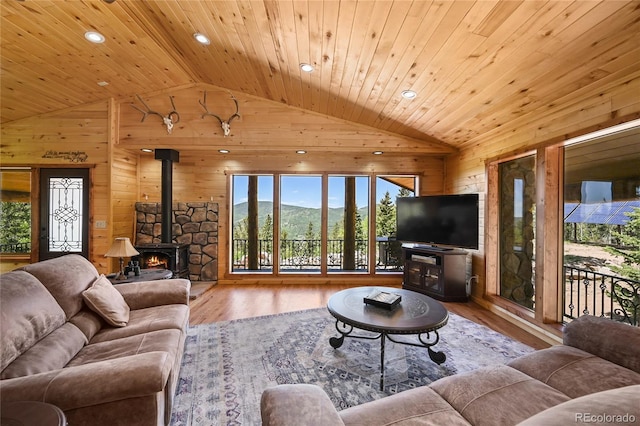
[471,294,563,346]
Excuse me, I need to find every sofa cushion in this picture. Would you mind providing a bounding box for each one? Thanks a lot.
[116,279,191,310]
[1,322,87,379]
[19,254,99,319]
[430,365,570,426]
[340,385,471,426]
[517,385,640,426]
[69,308,104,342]
[0,270,66,372]
[563,315,640,374]
[67,328,182,368]
[89,304,190,344]
[0,351,173,412]
[83,275,130,327]
[507,345,640,398]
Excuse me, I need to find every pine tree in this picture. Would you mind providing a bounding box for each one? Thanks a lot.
[0,202,31,250]
[304,221,316,240]
[376,191,395,236]
[398,187,412,198]
[260,214,273,241]
[330,221,343,240]
[605,208,640,281]
[355,211,365,239]
[604,208,640,325]
[233,217,249,239]
[304,222,317,258]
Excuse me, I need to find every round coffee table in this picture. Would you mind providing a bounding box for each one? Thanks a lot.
[327,286,448,390]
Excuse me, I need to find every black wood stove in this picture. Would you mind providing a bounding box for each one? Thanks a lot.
[133,243,189,279]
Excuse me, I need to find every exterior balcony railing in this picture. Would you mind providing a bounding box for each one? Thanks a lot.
[564,266,640,326]
[232,238,400,271]
[0,242,31,253]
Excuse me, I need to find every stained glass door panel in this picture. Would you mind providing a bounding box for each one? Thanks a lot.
[39,169,89,260]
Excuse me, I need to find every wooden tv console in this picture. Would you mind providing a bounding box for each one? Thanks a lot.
[402,245,470,302]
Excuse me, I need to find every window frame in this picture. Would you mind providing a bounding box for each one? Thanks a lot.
[228,171,418,277]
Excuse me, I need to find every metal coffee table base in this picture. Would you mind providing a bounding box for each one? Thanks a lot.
[329,320,446,390]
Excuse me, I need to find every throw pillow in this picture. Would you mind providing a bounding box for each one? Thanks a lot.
[82,274,130,327]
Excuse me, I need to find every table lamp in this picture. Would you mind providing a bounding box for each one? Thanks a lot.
[105,237,140,280]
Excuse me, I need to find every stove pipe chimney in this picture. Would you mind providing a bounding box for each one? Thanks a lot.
[154,149,179,244]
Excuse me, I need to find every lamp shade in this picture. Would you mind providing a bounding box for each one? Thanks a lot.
[104,237,139,258]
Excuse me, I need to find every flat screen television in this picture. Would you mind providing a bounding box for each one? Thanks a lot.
[396,194,479,250]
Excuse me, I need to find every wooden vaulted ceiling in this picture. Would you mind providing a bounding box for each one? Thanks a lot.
[1,0,639,150]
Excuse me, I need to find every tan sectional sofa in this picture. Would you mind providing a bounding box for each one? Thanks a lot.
[0,254,190,426]
[261,315,640,426]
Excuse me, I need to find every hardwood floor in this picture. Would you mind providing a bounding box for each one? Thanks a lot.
[189,283,551,350]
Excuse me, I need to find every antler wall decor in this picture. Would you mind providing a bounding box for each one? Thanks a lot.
[199,91,240,137]
[131,95,180,134]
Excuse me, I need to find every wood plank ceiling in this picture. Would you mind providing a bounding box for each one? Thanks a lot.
[1,0,639,150]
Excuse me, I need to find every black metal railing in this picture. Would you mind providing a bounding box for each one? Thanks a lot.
[232,238,374,271]
[564,266,640,326]
[0,242,31,253]
[232,239,274,269]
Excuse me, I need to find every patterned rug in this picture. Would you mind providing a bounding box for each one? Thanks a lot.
[170,307,534,425]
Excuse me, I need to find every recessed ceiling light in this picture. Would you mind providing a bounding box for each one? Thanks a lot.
[300,63,314,73]
[372,151,384,155]
[218,149,230,154]
[193,33,210,45]
[84,31,105,44]
[140,148,154,153]
[401,90,417,99]
[296,150,307,154]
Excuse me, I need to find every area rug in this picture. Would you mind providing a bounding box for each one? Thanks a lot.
[170,308,534,426]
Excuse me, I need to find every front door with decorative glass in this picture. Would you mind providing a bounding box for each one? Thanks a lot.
[39,168,89,260]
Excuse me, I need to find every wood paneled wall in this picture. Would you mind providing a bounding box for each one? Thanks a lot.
[117,85,456,156]
[110,146,139,246]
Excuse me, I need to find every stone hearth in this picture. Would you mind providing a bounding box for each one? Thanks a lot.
[135,202,218,282]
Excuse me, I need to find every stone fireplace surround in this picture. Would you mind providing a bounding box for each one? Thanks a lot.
[135,202,218,282]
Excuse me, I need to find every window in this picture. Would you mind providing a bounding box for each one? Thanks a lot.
[231,175,273,272]
[230,173,419,276]
[563,128,640,325]
[375,176,415,271]
[0,169,32,255]
[46,178,85,252]
[327,176,369,272]
[280,175,322,273]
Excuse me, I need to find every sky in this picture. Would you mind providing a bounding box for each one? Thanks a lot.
[232,175,413,209]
